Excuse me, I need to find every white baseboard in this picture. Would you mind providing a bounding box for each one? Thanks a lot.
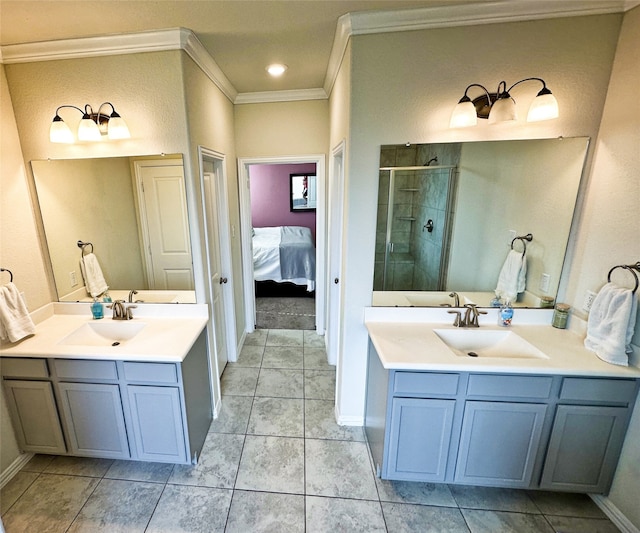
[591,494,640,533]
[334,404,364,427]
[0,453,34,489]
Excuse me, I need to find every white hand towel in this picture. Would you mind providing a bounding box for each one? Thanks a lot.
[495,249,527,303]
[80,253,108,298]
[584,282,637,366]
[0,282,36,343]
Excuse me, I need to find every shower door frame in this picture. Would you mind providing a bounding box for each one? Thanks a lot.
[379,165,458,292]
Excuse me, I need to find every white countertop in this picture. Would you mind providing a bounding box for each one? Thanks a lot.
[365,307,640,378]
[0,303,208,363]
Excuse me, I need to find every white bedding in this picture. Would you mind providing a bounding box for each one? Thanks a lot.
[253,226,315,291]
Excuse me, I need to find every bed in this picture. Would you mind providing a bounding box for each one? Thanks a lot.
[252,226,316,291]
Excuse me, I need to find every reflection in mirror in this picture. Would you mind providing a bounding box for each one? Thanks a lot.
[290,173,317,211]
[373,137,589,308]
[31,155,196,303]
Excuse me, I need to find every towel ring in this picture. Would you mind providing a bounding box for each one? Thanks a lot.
[0,268,13,282]
[77,240,94,256]
[510,233,533,254]
[607,263,640,294]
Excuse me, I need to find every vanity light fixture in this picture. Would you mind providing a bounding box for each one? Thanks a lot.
[266,63,288,77]
[449,78,559,128]
[49,102,131,143]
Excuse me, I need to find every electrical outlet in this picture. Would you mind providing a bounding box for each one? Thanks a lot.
[539,273,551,293]
[69,271,78,287]
[583,290,597,312]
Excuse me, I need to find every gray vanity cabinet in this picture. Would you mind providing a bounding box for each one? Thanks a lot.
[0,329,212,465]
[365,342,639,493]
[126,385,187,463]
[57,382,130,459]
[386,397,455,481]
[539,377,638,493]
[455,401,547,488]
[2,379,66,454]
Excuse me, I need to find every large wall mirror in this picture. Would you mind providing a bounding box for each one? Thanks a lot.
[373,137,589,308]
[31,154,196,304]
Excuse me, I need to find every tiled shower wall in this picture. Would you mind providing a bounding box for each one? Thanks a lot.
[375,143,461,291]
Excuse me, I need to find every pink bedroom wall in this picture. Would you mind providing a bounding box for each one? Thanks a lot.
[249,163,317,242]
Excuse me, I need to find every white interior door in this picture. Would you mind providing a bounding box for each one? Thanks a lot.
[326,142,345,366]
[203,169,229,377]
[134,161,194,290]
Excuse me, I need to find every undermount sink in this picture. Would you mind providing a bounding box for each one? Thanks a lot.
[59,321,147,347]
[433,329,548,359]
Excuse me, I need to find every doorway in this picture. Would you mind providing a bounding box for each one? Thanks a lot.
[237,155,326,334]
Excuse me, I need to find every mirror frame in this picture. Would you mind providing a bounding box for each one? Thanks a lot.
[290,173,317,212]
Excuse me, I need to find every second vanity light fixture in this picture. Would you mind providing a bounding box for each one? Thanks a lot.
[449,77,559,128]
[50,102,131,143]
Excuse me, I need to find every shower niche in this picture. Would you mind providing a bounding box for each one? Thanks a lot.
[374,143,461,292]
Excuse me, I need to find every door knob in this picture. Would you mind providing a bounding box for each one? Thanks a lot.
[334,278,339,284]
[220,277,228,284]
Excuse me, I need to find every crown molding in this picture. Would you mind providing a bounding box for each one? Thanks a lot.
[180,29,237,102]
[1,28,185,64]
[323,0,631,96]
[235,88,327,105]
[0,27,238,102]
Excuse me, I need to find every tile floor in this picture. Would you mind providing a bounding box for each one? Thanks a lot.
[255,296,315,330]
[0,328,621,532]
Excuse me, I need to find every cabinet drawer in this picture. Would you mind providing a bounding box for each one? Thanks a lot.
[1,358,49,378]
[53,359,118,380]
[393,372,459,396]
[467,374,552,399]
[123,362,178,384]
[560,378,638,405]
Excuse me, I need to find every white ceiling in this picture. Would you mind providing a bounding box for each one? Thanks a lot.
[1,0,636,95]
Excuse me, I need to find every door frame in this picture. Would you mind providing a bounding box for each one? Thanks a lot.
[237,154,326,335]
[326,140,345,367]
[198,147,238,410]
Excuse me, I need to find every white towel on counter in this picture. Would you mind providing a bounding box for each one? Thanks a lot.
[0,282,36,343]
[584,282,637,366]
[80,253,108,298]
[495,249,527,303]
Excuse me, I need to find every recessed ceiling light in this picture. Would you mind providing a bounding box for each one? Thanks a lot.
[266,64,288,77]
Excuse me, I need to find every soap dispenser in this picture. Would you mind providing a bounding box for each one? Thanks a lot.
[498,300,513,327]
[91,297,104,319]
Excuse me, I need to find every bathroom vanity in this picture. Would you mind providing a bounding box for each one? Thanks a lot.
[364,308,640,494]
[0,303,211,465]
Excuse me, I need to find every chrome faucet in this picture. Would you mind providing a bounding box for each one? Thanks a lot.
[463,304,487,328]
[449,292,460,307]
[448,304,487,327]
[128,289,138,303]
[108,299,136,320]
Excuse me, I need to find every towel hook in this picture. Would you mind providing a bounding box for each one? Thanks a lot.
[0,268,13,282]
[607,261,640,294]
[510,233,533,254]
[77,240,94,256]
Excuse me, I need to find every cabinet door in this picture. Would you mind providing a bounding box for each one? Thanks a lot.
[127,385,187,463]
[385,398,455,481]
[3,380,66,454]
[540,405,628,493]
[455,401,546,488]
[58,382,130,459]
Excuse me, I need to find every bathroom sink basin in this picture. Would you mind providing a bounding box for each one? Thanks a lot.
[433,329,548,359]
[59,321,147,346]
